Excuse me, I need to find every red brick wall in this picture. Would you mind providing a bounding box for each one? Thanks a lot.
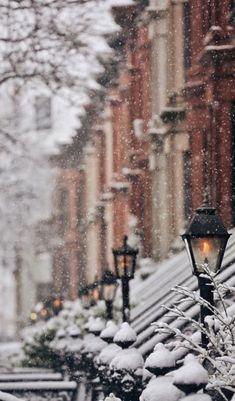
[185,0,235,227]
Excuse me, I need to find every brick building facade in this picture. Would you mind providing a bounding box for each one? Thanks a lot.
[51,0,235,299]
[185,0,235,228]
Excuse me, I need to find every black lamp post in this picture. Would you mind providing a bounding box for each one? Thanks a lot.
[112,235,138,322]
[182,199,231,347]
[100,270,118,320]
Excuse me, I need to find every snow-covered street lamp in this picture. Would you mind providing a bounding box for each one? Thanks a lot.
[112,236,139,322]
[100,270,118,320]
[182,198,231,346]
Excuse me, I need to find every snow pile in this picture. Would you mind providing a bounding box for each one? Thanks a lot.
[100,321,119,342]
[89,318,106,335]
[104,393,122,401]
[140,376,184,401]
[0,392,25,401]
[145,343,176,372]
[113,322,137,345]
[97,344,121,365]
[173,354,208,386]
[66,325,81,337]
[52,328,67,353]
[110,348,144,372]
[83,336,107,354]
[66,335,83,353]
[0,342,23,368]
[138,258,158,280]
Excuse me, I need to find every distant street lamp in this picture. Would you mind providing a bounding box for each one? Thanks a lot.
[52,297,63,315]
[89,280,100,306]
[182,199,231,346]
[79,286,90,309]
[30,311,38,324]
[100,270,118,320]
[112,236,138,322]
[39,307,49,321]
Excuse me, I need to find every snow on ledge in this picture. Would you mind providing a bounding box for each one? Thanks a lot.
[111,181,129,190]
[0,391,25,401]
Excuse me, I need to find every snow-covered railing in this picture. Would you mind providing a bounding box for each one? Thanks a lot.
[0,381,77,401]
[0,372,62,382]
[129,230,235,356]
[0,368,54,374]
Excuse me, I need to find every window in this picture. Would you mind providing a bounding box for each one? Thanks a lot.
[231,101,235,226]
[35,96,51,130]
[61,255,69,298]
[37,283,52,302]
[58,189,68,236]
[183,150,192,220]
[76,188,84,228]
[183,1,192,70]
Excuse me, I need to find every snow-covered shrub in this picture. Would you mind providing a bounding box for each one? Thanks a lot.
[21,298,109,370]
[153,267,235,400]
[22,323,60,369]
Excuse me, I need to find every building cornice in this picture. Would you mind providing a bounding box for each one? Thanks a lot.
[110,180,130,193]
[160,105,185,124]
[147,7,168,20]
[200,44,235,67]
[122,167,143,180]
[101,192,114,202]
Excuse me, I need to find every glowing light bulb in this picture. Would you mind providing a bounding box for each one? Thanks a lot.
[201,240,210,256]
[40,308,48,317]
[53,299,61,308]
[120,256,126,269]
[30,312,37,321]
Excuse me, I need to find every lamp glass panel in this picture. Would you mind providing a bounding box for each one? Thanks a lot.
[53,298,62,308]
[183,238,195,273]
[103,283,116,301]
[117,254,133,277]
[82,294,90,308]
[190,237,223,274]
[91,288,100,301]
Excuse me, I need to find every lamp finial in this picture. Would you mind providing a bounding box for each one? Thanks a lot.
[202,188,209,207]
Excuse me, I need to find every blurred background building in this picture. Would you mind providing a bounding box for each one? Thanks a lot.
[0,0,234,334]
